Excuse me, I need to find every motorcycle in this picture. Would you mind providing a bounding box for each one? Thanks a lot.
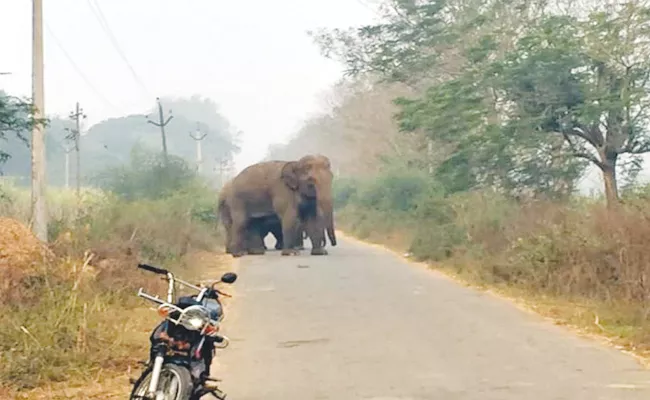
[129,263,237,400]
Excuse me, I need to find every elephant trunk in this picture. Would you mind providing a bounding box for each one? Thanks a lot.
[315,172,336,246]
[323,203,336,246]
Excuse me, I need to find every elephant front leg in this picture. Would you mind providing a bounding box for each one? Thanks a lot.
[294,225,305,250]
[280,210,300,256]
[305,218,327,256]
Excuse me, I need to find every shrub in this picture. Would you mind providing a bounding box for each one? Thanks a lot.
[93,146,199,201]
[0,157,225,392]
[354,167,437,213]
[332,177,359,208]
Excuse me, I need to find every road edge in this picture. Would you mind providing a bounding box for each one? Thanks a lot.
[335,229,650,369]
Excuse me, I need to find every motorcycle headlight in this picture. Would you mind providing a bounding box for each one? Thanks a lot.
[187,316,205,329]
[180,305,210,331]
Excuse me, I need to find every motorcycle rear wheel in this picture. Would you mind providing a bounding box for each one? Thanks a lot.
[130,363,193,400]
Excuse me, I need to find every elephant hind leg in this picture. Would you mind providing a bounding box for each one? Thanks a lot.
[229,211,250,257]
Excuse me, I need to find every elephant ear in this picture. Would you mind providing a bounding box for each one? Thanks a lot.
[281,161,300,190]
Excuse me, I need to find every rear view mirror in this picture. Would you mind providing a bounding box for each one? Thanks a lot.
[220,272,237,284]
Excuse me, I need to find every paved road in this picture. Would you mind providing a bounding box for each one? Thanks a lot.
[215,236,650,399]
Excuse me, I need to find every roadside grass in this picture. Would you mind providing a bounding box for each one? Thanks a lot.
[334,175,650,363]
[0,176,230,396]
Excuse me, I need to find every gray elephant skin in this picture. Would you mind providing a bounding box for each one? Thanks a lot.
[217,154,336,257]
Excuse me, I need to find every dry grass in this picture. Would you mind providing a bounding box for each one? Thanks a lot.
[0,183,230,396]
[7,251,236,400]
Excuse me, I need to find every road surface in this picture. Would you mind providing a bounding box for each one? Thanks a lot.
[215,236,650,399]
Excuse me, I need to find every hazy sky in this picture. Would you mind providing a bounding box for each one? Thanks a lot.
[0,0,377,171]
[2,1,647,193]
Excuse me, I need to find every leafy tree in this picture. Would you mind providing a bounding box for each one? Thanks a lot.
[0,92,42,171]
[310,0,650,203]
[1,94,241,188]
[82,95,240,180]
[309,0,453,83]
[486,5,650,205]
[308,0,587,198]
[265,78,427,177]
[93,144,198,201]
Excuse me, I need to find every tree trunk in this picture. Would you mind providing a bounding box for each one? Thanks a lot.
[600,153,619,207]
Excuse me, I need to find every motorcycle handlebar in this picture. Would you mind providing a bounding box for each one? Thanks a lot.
[137,263,169,275]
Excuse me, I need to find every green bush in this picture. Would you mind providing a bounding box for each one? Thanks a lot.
[93,146,199,201]
[354,167,441,213]
[332,177,359,208]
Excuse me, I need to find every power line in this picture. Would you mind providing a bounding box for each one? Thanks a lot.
[44,21,122,112]
[86,0,152,98]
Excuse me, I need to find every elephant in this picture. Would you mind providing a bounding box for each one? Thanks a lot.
[254,213,284,251]
[219,183,301,253]
[256,214,313,251]
[220,154,337,257]
[219,182,282,254]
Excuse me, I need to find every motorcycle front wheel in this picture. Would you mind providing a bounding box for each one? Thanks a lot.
[130,363,193,400]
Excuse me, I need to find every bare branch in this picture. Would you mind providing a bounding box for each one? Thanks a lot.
[623,141,650,154]
[572,151,606,170]
[569,126,601,148]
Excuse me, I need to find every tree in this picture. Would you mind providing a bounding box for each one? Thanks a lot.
[93,144,198,201]
[311,0,650,203]
[310,0,548,85]
[396,70,587,197]
[0,92,40,171]
[265,78,427,177]
[0,94,241,188]
[488,5,650,205]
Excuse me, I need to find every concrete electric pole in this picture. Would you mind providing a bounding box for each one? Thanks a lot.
[189,124,207,174]
[31,0,47,242]
[67,102,86,199]
[61,141,75,189]
[146,97,173,166]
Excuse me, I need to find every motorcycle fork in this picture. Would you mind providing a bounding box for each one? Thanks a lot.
[146,347,166,396]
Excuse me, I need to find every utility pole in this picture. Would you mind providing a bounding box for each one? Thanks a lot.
[189,124,207,174]
[146,97,173,166]
[216,158,230,188]
[61,141,75,189]
[31,0,47,242]
[66,102,86,199]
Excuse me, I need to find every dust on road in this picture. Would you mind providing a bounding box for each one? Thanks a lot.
[215,236,650,399]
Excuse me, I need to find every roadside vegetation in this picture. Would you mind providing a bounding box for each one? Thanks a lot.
[1,154,227,395]
[267,0,650,360]
[0,89,239,395]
